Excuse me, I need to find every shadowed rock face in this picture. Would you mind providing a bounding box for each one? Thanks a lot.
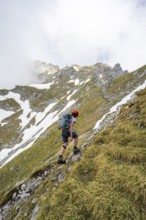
[0,99,21,112]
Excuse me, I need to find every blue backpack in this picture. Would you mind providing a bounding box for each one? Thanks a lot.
[57,113,71,130]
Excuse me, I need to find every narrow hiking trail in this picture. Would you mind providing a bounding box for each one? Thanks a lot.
[0,130,93,220]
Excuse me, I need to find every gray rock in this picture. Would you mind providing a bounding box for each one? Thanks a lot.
[12,192,17,200]
[24,212,28,217]
[16,205,20,211]
[31,205,39,220]
[0,204,10,219]
[130,94,138,102]
[68,152,74,159]
[139,69,146,78]
[15,180,26,187]
[18,193,30,199]
[44,171,48,176]
[25,184,35,193]
[58,173,65,183]
[21,184,26,190]
[0,89,9,96]
[25,178,40,193]
[81,142,88,148]
[34,180,42,188]
[68,166,72,173]
[51,177,57,182]
[71,154,81,163]
[32,198,38,204]
[52,187,56,192]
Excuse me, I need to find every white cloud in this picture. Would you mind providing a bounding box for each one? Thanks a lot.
[0,0,146,89]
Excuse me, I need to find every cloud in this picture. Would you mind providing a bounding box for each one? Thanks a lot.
[0,0,146,89]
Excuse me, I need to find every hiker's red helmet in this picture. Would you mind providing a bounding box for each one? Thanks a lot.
[72,109,79,117]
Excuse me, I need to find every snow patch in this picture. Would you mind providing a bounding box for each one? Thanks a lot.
[80,81,84,85]
[60,100,76,114]
[0,109,14,123]
[94,80,146,130]
[73,66,79,71]
[0,149,12,160]
[61,96,65,100]
[28,82,54,89]
[75,79,80,86]
[0,109,59,168]
[67,90,77,101]
[68,79,80,86]
[35,102,57,125]
[68,80,74,83]
[0,97,77,168]
[84,79,90,83]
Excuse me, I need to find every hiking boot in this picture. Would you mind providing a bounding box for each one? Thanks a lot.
[73,147,81,155]
[57,156,66,164]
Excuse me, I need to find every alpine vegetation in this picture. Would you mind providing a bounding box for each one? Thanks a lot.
[0,62,146,220]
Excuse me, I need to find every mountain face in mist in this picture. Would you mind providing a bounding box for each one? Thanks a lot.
[0,62,146,220]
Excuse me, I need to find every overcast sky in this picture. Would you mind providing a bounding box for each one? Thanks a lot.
[0,0,146,89]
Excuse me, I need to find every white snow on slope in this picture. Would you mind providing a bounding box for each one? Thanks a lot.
[60,100,76,114]
[35,102,57,125]
[0,92,33,129]
[0,149,12,160]
[0,109,14,123]
[0,95,77,168]
[84,79,91,83]
[67,90,77,101]
[68,79,80,86]
[0,102,58,164]
[28,82,54,89]
[1,110,58,167]
[0,92,57,129]
[94,80,146,130]
[1,79,146,168]
[75,79,80,86]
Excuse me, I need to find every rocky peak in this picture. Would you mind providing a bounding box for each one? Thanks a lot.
[110,63,128,78]
[71,64,80,71]
[57,67,78,80]
[33,60,59,75]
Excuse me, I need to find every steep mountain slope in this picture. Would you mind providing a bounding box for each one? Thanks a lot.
[0,63,146,219]
[0,62,130,167]
[36,87,146,220]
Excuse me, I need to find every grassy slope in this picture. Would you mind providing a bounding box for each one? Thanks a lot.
[7,85,146,220]
[0,127,61,204]
[34,87,146,220]
[108,65,146,95]
[0,84,106,206]
[0,66,146,219]
[0,110,22,150]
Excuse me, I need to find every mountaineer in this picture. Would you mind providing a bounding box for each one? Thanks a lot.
[57,109,80,164]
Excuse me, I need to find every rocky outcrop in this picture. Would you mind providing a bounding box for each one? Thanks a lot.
[33,60,59,75]
[57,67,78,80]
[0,148,85,220]
[0,99,20,112]
[0,90,9,96]
[111,63,128,77]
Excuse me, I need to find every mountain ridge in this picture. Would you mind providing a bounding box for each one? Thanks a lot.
[0,62,146,219]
